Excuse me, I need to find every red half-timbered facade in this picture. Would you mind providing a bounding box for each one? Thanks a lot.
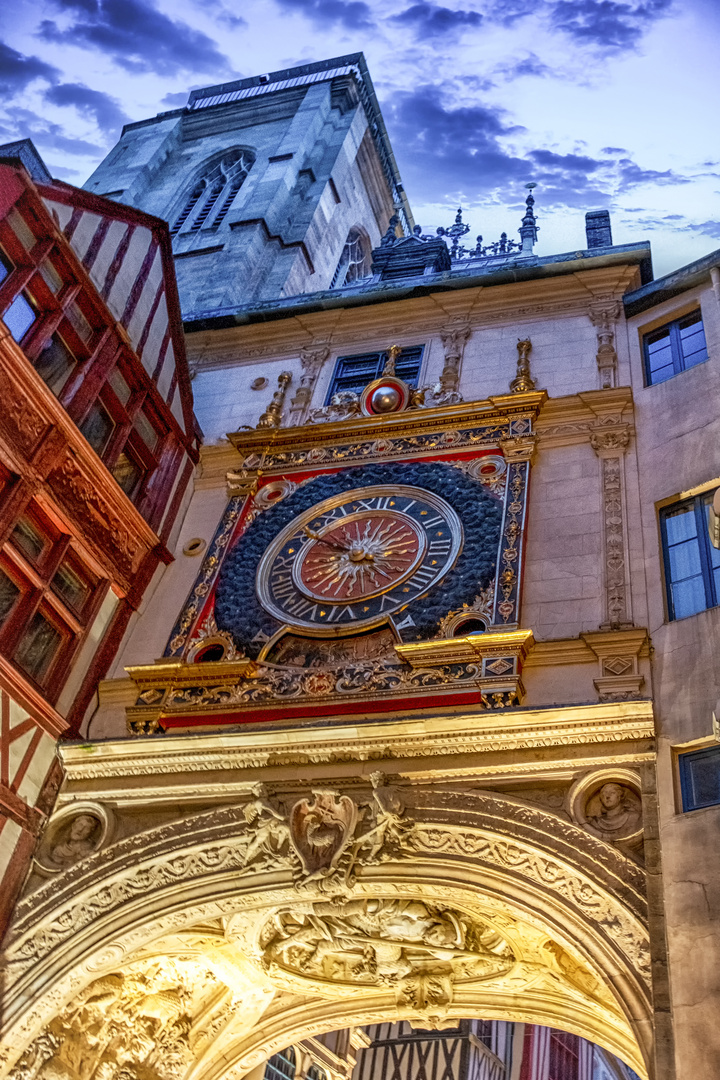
[0,145,198,936]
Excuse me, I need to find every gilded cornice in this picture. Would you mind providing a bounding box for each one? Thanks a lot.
[226,390,546,472]
[59,700,654,791]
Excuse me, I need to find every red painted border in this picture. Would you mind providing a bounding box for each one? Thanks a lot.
[160,687,487,729]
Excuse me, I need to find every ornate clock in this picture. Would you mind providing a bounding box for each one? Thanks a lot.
[213,461,505,656]
[255,484,462,634]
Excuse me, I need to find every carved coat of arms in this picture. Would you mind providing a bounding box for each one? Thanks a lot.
[289,791,357,879]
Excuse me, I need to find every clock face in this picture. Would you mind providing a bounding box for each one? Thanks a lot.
[256,484,463,634]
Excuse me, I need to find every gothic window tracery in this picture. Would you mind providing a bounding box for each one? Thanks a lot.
[170,149,255,237]
[330,226,371,288]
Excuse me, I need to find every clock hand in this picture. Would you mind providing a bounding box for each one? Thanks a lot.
[302,526,351,552]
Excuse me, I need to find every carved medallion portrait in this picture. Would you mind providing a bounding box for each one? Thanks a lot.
[569,771,643,845]
[35,804,111,873]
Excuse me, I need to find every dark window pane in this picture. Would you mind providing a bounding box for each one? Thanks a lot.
[15,612,62,681]
[644,310,707,385]
[328,347,423,401]
[34,334,76,395]
[80,402,115,456]
[3,293,36,342]
[7,208,35,250]
[52,562,90,612]
[65,301,93,343]
[133,410,159,451]
[108,367,131,405]
[0,248,12,286]
[0,570,20,624]
[681,746,720,810]
[112,452,144,497]
[668,537,702,582]
[38,259,63,295]
[11,516,47,561]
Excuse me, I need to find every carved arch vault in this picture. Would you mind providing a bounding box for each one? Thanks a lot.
[1,789,651,1080]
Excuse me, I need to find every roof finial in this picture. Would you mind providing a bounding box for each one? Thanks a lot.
[383,344,402,375]
[519,183,539,253]
[510,338,536,393]
[381,213,400,247]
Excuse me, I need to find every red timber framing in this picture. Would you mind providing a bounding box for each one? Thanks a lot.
[0,157,198,938]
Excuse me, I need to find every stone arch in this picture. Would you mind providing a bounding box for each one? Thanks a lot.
[170,147,256,237]
[0,790,651,1080]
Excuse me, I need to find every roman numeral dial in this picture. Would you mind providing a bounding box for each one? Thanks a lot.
[256,484,463,634]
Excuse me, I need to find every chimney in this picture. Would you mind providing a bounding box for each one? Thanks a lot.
[585,210,613,249]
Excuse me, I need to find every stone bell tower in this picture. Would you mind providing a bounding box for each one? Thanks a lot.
[83,54,411,317]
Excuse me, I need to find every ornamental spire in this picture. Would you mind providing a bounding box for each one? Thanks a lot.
[519,183,539,253]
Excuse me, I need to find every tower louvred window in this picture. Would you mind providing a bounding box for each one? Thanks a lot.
[170,149,255,236]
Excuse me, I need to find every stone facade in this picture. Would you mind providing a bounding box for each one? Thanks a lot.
[1,53,719,1080]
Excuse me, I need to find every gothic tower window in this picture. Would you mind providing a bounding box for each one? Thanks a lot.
[330,226,371,288]
[170,149,255,237]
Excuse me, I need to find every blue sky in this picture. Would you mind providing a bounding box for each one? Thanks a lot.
[1,0,718,275]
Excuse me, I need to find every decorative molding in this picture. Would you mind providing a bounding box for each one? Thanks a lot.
[437,322,471,401]
[588,298,622,390]
[590,437,633,629]
[288,345,330,425]
[227,392,546,475]
[57,700,655,783]
[581,629,649,702]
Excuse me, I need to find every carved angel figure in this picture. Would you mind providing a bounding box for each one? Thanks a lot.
[352,772,413,863]
[241,784,290,868]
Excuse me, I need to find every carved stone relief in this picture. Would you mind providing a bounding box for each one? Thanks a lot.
[588,299,622,390]
[34,804,113,875]
[288,346,330,425]
[590,426,632,629]
[7,955,226,1080]
[247,898,515,1011]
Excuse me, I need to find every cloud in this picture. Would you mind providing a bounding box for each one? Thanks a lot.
[615,157,689,191]
[549,0,673,51]
[161,91,190,108]
[389,2,483,36]
[38,0,231,75]
[386,84,693,212]
[687,219,720,240]
[495,53,553,78]
[602,145,628,154]
[0,41,59,93]
[274,0,374,29]
[4,106,102,157]
[44,82,129,134]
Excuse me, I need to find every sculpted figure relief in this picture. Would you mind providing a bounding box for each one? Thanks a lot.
[48,814,102,868]
[584,782,641,841]
[241,784,291,869]
[237,776,415,886]
[7,961,215,1080]
[351,772,413,865]
[260,897,515,1004]
[289,791,357,879]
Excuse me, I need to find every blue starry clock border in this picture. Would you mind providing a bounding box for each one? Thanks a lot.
[209,461,503,658]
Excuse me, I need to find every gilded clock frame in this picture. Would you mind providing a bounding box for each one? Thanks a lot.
[254,483,463,637]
